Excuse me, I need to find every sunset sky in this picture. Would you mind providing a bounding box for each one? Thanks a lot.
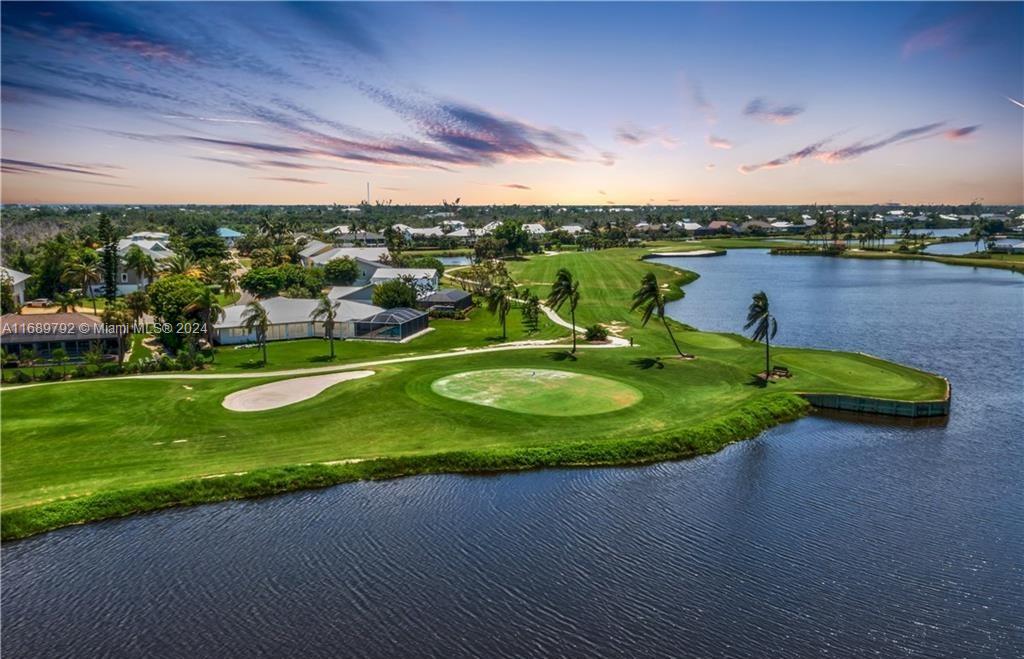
[2,2,1022,205]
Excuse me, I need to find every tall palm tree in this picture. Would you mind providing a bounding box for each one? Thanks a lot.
[744,291,779,381]
[184,287,225,351]
[486,281,516,340]
[547,268,581,353]
[124,245,157,289]
[241,300,270,365]
[310,295,340,359]
[630,272,685,358]
[62,252,102,314]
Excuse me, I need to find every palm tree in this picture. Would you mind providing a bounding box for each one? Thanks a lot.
[102,300,133,364]
[51,347,69,379]
[310,295,340,359]
[125,290,150,323]
[124,245,157,289]
[547,268,581,353]
[241,300,270,365]
[486,281,516,340]
[164,253,198,277]
[54,290,82,313]
[19,347,38,380]
[184,287,225,349]
[630,272,685,358]
[62,252,102,314]
[744,291,779,382]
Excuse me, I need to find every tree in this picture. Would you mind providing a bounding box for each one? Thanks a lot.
[323,257,360,285]
[51,347,69,379]
[0,272,20,314]
[84,342,106,371]
[61,251,102,314]
[102,300,133,363]
[125,290,150,322]
[147,274,207,350]
[184,287,226,350]
[521,289,540,334]
[19,347,38,380]
[54,290,82,313]
[372,278,417,309]
[98,214,119,302]
[547,268,581,353]
[630,272,685,358]
[383,224,406,257]
[493,220,529,256]
[241,300,270,365]
[124,245,158,290]
[474,236,505,261]
[310,295,340,360]
[163,253,199,277]
[239,267,283,297]
[744,291,779,381]
[486,280,516,340]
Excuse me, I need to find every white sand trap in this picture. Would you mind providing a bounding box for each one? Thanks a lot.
[222,370,375,412]
[650,250,718,257]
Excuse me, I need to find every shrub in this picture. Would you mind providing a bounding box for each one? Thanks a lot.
[323,257,360,285]
[585,324,609,341]
[74,365,88,378]
[41,367,61,381]
[373,278,417,308]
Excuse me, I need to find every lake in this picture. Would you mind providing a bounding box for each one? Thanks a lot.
[3,251,1022,658]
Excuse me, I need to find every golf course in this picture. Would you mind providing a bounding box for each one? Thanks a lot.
[0,248,949,540]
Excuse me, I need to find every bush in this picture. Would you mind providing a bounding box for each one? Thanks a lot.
[323,257,360,285]
[13,370,31,383]
[373,278,417,308]
[41,367,62,381]
[176,352,195,370]
[585,324,609,341]
[100,364,123,376]
[74,365,88,378]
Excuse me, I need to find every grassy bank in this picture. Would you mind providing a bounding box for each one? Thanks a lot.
[1,247,949,539]
[2,393,809,541]
[841,249,1024,273]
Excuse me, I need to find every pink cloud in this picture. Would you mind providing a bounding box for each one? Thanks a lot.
[707,135,732,150]
[944,125,980,141]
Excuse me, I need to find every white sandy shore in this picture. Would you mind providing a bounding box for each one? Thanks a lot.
[222,370,375,412]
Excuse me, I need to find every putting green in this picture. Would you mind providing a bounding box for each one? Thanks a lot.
[431,368,642,416]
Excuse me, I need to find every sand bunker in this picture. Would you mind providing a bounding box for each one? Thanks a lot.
[222,370,375,412]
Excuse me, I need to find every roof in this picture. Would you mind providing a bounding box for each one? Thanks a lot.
[357,307,427,324]
[327,285,374,300]
[309,247,389,266]
[407,226,445,237]
[325,225,351,234]
[114,238,176,260]
[522,223,546,234]
[561,225,586,234]
[370,268,438,280]
[1,312,126,341]
[299,239,330,259]
[678,222,702,231]
[420,289,471,303]
[216,227,244,238]
[334,232,384,241]
[128,231,169,241]
[1,266,31,286]
[216,297,384,329]
[707,220,736,230]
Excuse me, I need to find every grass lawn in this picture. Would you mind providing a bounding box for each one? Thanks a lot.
[0,247,949,538]
[126,333,152,364]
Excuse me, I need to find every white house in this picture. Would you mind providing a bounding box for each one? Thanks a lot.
[308,247,390,283]
[94,238,176,295]
[127,231,170,242]
[214,296,384,345]
[370,267,439,291]
[1,266,30,305]
[676,221,702,232]
[481,220,503,233]
[522,223,546,235]
[561,224,586,235]
[298,240,332,265]
[325,225,351,235]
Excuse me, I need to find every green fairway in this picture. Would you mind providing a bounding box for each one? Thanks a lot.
[0,247,950,539]
[431,368,642,416]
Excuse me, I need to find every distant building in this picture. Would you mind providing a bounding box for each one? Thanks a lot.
[214,296,385,345]
[307,247,390,283]
[417,289,474,313]
[561,224,586,235]
[95,237,176,295]
[370,267,439,291]
[353,308,429,341]
[522,223,546,235]
[216,227,244,248]
[1,311,126,360]
[1,266,31,305]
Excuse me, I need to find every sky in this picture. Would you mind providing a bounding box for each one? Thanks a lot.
[1,1,1022,206]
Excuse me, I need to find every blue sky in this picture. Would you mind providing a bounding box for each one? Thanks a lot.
[2,2,1021,204]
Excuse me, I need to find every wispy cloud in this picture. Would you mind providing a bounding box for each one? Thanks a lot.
[738,139,831,174]
[1,158,120,178]
[615,123,678,148]
[707,135,733,150]
[254,176,324,185]
[944,125,980,141]
[1006,97,1024,109]
[818,122,945,162]
[743,97,805,124]
[503,183,531,190]
[705,163,716,171]
[683,76,716,124]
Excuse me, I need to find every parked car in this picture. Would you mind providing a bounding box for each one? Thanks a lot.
[25,298,53,308]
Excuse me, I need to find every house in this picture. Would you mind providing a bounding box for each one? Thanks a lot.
[298,239,332,265]
[0,311,126,360]
[446,227,479,241]
[739,220,772,233]
[634,222,651,231]
[699,220,738,235]
[308,247,390,283]
[1,266,31,305]
[95,238,176,295]
[334,231,386,247]
[480,220,503,233]
[770,221,797,232]
[352,308,429,341]
[127,231,170,242]
[676,221,702,232]
[213,296,385,345]
[327,284,375,302]
[325,225,351,235]
[522,223,546,235]
[407,226,446,238]
[417,289,473,313]
[370,267,439,291]
[216,227,244,248]
[561,224,586,235]
[439,219,465,229]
